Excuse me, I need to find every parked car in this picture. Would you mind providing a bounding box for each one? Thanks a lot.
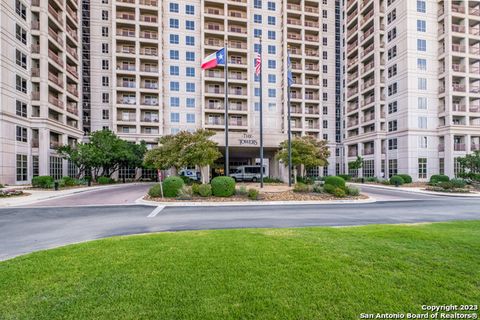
[229,166,266,182]
[179,169,200,181]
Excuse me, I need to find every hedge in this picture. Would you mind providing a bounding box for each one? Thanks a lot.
[390,175,405,186]
[162,176,185,198]
[429,175,449,184]
[31,176,54,188]
[324,176,346,189]
[211,176,236,197]
[97,176,114,185]
[148,184,162,198]
[198,184,212,197]
[398,174,412,184]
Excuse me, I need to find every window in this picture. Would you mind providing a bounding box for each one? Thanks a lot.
[170,19,179,28]
[186,114,195,123]
[418,78,427,90]
[186,52,195,61]
[388,83,398,96]
[102,43,109,53]
[268,74,276,83]
[268,16,275,25]
[186,67,195,77]
[170,3,179,12]
[387,27,397,42]
[186,83,195,92]
[15,0,27,20]
[16,126,27,142]
[102,93,110,103]
[254,29,262,38]
[32,155,39,177]
[388,120,397,132]
[322,10,327,18]
[102,27,109,37]
[268,30,276,40]
[186,21,195,30]
[102,76,109,87]
[387,9,396,24]
[170,81,180,91]
[267,1,275,10]
[170,34,179,44]
[417,0,426,13]
[388,64,397,78]
[388,101,398,114]
[16,154,27,181]
[15,24,27,44]
[419,136,428,149]
[102,60,109,70]
[418,97,427,109]
[170,97,180,107]
[68,160,78,178]
[418,158,427,179]
[388,46,397,60]
[102,109,110,120]
[49,156,63,180]
[170,50,179,60]
[417,39,426,51]
[102,10,108,20]
[268,60,276,69]
[16,49,27,69]
[254,14,262,23]
[170,112,180,123]
[186,98,195,108]
[268,88,276,97]
[268,45,276,54]
[388,138,398,150]
[185,4,194,15]
[186,36,194,46]
[268,103,276,112]
[16,100,27,117]
[417,58,427,70]
[363,160,375,177]
[16,75,27,93]
[388,159,398,177]
[439,158,445,175]
[254,0,261,8]
[417,20,426,32]
[418,116,427,128]
[170,65,179,75]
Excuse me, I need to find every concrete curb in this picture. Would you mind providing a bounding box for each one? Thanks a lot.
[135,196,377,207]
[351,182,480,198]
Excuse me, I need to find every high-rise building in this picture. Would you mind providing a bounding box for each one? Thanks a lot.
[344,0,480,180]
[2,0,480,186]
[0,0,82,185]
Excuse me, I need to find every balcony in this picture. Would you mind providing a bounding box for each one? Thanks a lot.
[454,143,466,151]
[228,11,246,19]
[452,84,466,92]
[139,0,157,6]
[48,95,64,109]
[286,3,301,11]
[117,98,136,105]
[48,4,63,25]
[287,18,301,26]
[140,65,158,73]
[139,31,158,40]
[48,49,63,66]
[48,72,63,87]
[66,25,78,42]
[117,12,135,20]
[451,4,465,14]
[362,148,374,156]
[140,48,157,56]
[471,85,480,94]
[452,24,466,33]
[67,103,78,115]
[117,29,135,37]
[452,44,466,53]
[452,103,467,112]
[348,119,359,127]
[67,84,78,97]
[140,15,157,23]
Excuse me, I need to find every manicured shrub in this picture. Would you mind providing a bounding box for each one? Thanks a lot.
[198,184,212,197]
[312,183,324,193]
[247,188,260,200]
[148,184,162,198]
[31,176,54,188]
[263,177,283,183]
[389,175,405,186]
[450,178,467,189]
[296,176,316,185]
[211,176,236,197]
[324,176,346,189]
[293,183,310,193]
[366,177,378,182]
[177,185,193,200]
[398,174,412,184]
[323,184,336,194]
[191,183,201,195]
[346,186,360,196]
[338,174,352,181]
[97,176,114,185]
[162,176,185,198]
[236,185,248,196]
[179,175,195,185]
[333,187,346,198]
[438,181,453,190]
[61,176,78,187]
[429,174,450,185]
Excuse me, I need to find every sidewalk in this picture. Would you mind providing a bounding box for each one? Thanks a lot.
[351,182,480,198]
[0,183,139,207]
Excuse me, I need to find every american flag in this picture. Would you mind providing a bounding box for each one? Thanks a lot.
[255,49,261,77]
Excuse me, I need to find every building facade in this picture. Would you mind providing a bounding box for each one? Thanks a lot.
[2,0,480,185]
[1,0,82,185]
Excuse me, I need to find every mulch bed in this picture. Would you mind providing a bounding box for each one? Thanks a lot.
[145,191,368,203]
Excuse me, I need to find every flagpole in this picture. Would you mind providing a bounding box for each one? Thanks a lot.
[258,36,264,188]
[224,41,229,177]
[287,48,292,187]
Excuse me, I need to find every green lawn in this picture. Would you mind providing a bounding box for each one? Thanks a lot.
[1,221,479,320]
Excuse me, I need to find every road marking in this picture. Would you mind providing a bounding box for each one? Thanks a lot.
[147,205,165,218]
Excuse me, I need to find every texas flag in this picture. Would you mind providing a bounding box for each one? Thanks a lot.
[201,48,226,70]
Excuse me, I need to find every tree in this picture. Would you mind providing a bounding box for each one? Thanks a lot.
[457,150,480,180]
[144,130,222,182]
[276,136,330,178]
[348,156,363,177]
[58,130,147,180]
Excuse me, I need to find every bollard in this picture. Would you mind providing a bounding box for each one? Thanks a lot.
[361,178,365,184]
[54,181,59,191]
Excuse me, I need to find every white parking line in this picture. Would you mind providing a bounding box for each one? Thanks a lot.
[147,205,165,218]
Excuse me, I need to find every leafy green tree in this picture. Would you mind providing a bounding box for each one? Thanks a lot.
[144,130,222,182]
[457,150,480,180]
[276,136,330,178]
[348,156,363,177]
